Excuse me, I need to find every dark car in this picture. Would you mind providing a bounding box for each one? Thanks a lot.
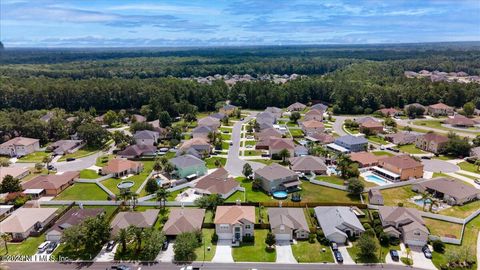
[390,250,399,261]
[110,265,131,270]
[331,242,338,251]
[421,156,431,160]
[106,240,115,252]
[387,147,400,153]
[66,157,76,162]
[333,250,343,263]
[422,245,433,259]
[46,242,57,254]
[474,179,480,185]
[162,239,169,251]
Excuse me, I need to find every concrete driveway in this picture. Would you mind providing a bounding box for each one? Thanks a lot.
[94,243,118,262]
[157,242,174,262]
[337,245,355,264]
[410,246,436,270]
[422,159,459,173]
[276,241,297,263]
[212,240,234,263]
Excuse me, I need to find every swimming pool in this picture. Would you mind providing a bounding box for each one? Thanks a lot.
[364,174,390,186]
[272,191,288,200]
[327,166,339,175]
[414,198,432,207]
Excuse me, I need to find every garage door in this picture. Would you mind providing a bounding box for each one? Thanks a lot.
[217,233,233,240]
[275,234,291,241]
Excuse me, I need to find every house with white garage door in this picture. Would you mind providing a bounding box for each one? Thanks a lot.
[46,208,104,241]
[214,205,255,244]
[267,208,310,241]
[314,206,365,244]
[378,206,429,246]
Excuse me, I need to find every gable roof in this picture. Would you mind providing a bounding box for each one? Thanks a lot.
[289,155,327,172]
[110,209,159,235]
[162,208,205,236]
[47,208,104,235]
[0,137,39,147]
[117,144,157,157]
[255,163,297,181]
[417,177,479,201]
[314,207,365,238]
[198,116,220,127]
[350,152,383,166]
[134,130,159,140]
[379,155,423,170]
[269,138,295,150]
[420,133,449,144]
[335,135,368,145]
[22,171,79,190]
[378,206,424,226]
[102,159,142,174]
[170,154,205,168]
[311,103,328,112]
[268,208,309,232]
[429,103,453,110]
[194,168,239,196]
[0,207,57,234]
[301,119,324,128]
[287,102,306,111]
[214,205,255,225]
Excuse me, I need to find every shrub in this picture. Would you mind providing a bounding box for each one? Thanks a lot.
[363,223,372,230]
[372,211,380,220]
[389,236,400,246]
[243,235,255,243]
[379,232,390,246]
[401,257,413,266]
[373,219,382,227]
[374,225,384,236]
[432,239,445,253]
[308,233,316,243]
[211,232,218,244]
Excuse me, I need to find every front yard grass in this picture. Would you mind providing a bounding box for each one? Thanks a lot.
[244,140,256,146]
[424,218,463,239]
[0,235,45,256]
[54,183,108,200]
[371,151,394,157]
[232,229,276,262]
[244,150,262,156]
[194,229,217,262]
[289,129,304,138]
[458,161,480,173]
[292,239,334,263]
[205,157,226,169]
[95,154,115,167]
[79,169,100,179]
[395,144,426,154]
[17,151,50,163]
[366,135,389,145]
[221,134,231,140]
[58,147,99,162]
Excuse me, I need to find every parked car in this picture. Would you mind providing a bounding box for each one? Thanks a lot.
[38,241,51,253]
[47,165,55,170]
[229,142,233,146]
[421,156,431,160]
[162,239,169,251]
[331,242,338,251]
[180,266,201,270]
[389,250,399,261]
[474,179,480,185]
[223,130,229,133]
[66,157,76,162]
[387,147,400,153]
[422,245,433,259]
[333,250,343,263]
[111,265,131,270]
[46,241,58,254]
[106,240,116,252]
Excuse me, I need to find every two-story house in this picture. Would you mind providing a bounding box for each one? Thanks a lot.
[214,205,255,244]
[254,164,300,193]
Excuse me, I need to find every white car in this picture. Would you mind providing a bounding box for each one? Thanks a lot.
[38,241,51,253]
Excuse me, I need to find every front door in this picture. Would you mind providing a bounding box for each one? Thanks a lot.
[234,226,241,241]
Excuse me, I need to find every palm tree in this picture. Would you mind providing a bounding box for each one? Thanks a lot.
[42,155,53,174]
[420,193,431,211]
[278,149,290,164]
[429,198,440,212]
[116,228,130,254]
[1,233,11,254]
[475,159,480,172]
[337,154,353,179]
[131,193,139,209]
[163,162,175,175]
[156,188,170,209]
[117,189,132,206]
[153,161,162,172]
[128,226,144,253]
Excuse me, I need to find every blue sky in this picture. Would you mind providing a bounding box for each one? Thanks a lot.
[1,0,479,47]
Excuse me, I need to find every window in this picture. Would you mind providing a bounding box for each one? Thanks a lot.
[414,232,421,236]
[245,225,251,229]
[220,224,229,230]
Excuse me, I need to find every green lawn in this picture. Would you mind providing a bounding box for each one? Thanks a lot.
[205,157,227,169]
[438,200,480,218]
[0,235,45,256]
[395,144,426,154]
[424,218,463,239]
[300,181,363,203]
[249,159,280,165]
[220,127,232,133]
[366,135,389,145]
[286,121,298,127]
[315,175,345,185]
[244,140,256,146]
[102,161,153,196]
[58,147,99,162]
[458,161,480,173]
[232,230,276,262]
[221,134,231,140]
[95,154,115,167]
[244,150,262,156]
[371,151,394,157]
[348,237,397,263]
[221,142,230,150]
[54,183,109,200]
[79,169,100,179]
[167,188,188,201]
[225,191,245,202]
[415,120,445,130]
[292,240,334,263]
[289,129,304,138]
[235,177,276,202]
[17,151,50,163]
[194,229,217,262]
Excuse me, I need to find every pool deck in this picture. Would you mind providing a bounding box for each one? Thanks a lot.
[361,171,393,186]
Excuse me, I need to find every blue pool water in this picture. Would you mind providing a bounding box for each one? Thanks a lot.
[365,175,389,185]
[414,198,432,207]
[327,167,339,175]
[272,191,288,200]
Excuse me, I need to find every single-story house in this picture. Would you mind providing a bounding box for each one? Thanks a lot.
[304,109,323,121]
[214,205,255,243]
[268,138,295,158]
[287,102,307,111]
[175,148,202,159]
[0,167,30,181]
[256,111,276,130]
[22,171,80,196]
[131,114,146,123]
[254,164,300,193]
[385,131,422,145]
[415,133,449,154]
[0,207,58,241]
[445,114,476,127]
[368,189,384,205]
[47,140,83,155]
[117,144,157,159]
[412,178,480,205]
[349,151,383,168]
[294,145,309,157]
[374,155,423,181]
[359,120,384,134]
[178,138,212,155]
[192,125,213,139]
[110,209,160,236]
[133,130,160,146]
[194,167,240,198]
[101,159,144,178]
[314,207,365,244]
[46,208,104,241]
[330,135,368,153]
[265,107,283,118]
[170,154,207,179]
[0,137,40,157]
[377,108,401,117]
[0,205,14,219]
[210,112,227,120]
[311,103,328,112]
[378,206,429,246]
[300,120,324,135]
[255,127,282,141]
[162,208,205,237]
[306,132,335,145]
[147,120,167,138]
[198,116,221,130]
[427,103,454,116]
[289,155,327,174]
[268,208,310,241]
[219,104,238,116]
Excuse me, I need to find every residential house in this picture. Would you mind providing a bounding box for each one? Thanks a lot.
[304,109,323,121]
[147,120,167,138]
[427,103,454,116]
[117,144,157,159]
[170,154,207,179]
[377,108,401,117]
[306,132,335,145]
[311,103,328,113]
[385,131,422,145]
[47,140,83,155]
[256,111,276,130]
[349,151,383,168]
[101,159,144,178]
[219,104,237,116]
[300,120,324,135]
[175,148,202,159]
[110,209,160,236]
[22,171,80,196]
[268,208,310,241]
[470,146,480,158]
[254,164,300,193]
[198,116,221,130]
[210,112,226,120]
[0,137,40,157]
[194,168,240,198]
[445,114,476,127]
[131,114,146,123]
[294,145,309,157]
[192,125,213,139]
[268,138,295,158]
[46,208,104,241]
[368,189,384,205]
[314,207,365,244]
[359,120,384,134]
[415,133,449,154]
[178,137,212,155]
[378,206,429,246]
[412,178,479,205]
[0,205,14,219]
[373,155,423,181]
[0,167,30,181]
[162,208,205,237]
[265,107,283,118]
[214,205,255,242]
[0,207,58,241]
[287,102,307,111]
[255,127,282,141]
[289,155,327,174]
[329,135,368,153]
[133,130,159,146]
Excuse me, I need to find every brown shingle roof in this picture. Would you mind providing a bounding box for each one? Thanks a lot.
[214,205,255,225]
[255,164,297,181]
[268,208,309,232]
[102,159,142,174]
[22,171,79,190]
[350,152,383,166]
[194,168,239,196]
[47,208,104,235]
[0,137,39,147]
[418,178,479,201]
[289,155,327,172]
[110,209,159,235]
[422,133,449,144]
[378,155,422,169]
[269,138,295,150]
[429,103,453,110]
[301,120,324,128]
[162,208,205,236]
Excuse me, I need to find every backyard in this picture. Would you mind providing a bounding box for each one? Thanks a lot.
[54,183,109,200]
[232,229,276,262]
[424,218,463,239]
[101,160,154,196]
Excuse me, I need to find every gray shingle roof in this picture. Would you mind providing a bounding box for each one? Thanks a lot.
[170,154,205,168]
[335,135,368,145]
[314,207,364,239]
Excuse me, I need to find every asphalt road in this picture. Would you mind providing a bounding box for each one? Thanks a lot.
[3,262,428,270]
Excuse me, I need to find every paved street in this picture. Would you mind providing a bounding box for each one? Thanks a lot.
[421,159,459,173]
[224,113,265,177]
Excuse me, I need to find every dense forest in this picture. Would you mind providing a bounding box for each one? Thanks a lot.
[1,43,480,115]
